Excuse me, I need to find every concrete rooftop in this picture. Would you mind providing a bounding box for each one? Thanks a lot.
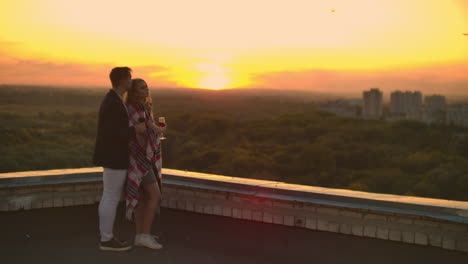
[1,204,468,264]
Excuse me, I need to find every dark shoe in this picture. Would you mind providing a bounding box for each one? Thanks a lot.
[99,238,132,252]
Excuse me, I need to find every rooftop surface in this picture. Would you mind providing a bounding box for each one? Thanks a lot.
[2,204,468,264]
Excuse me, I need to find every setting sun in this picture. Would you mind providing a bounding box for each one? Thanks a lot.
[193,63,231,90]
[197,74,231,90]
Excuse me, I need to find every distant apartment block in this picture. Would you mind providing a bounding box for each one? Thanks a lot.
[390,91,422,117]
[423,95,447,124]
[425,95,447,110]
[363,88,383,119]
[447,104,468,127]
[387,91,450,124]
[356,89,459,126]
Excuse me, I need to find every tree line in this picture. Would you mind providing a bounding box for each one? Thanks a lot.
[1,86,467,201]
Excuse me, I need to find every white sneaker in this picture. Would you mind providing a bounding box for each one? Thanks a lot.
[134,234,161,244]
[135,234,163,249]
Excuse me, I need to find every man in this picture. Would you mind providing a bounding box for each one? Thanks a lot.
[93,67,145,251]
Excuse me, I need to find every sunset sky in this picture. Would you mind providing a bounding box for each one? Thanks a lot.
[0,0,467,95]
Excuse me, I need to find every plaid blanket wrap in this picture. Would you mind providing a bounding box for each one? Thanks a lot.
[125,103,162,221]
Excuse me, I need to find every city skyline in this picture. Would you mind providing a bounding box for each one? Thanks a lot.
[0,0,467,94]
[320,87,467,126]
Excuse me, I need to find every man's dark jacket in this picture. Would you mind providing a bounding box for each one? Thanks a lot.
[93,89,135,169]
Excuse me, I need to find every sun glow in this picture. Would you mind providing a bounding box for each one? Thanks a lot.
[192,63,230,90]
[198,74,231,90]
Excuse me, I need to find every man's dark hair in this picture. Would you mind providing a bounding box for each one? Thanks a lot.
[109,67,132,88]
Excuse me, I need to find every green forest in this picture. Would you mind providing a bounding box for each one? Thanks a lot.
[1,85,468,201]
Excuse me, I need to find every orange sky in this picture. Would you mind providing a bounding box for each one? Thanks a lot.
[0,0,467,94]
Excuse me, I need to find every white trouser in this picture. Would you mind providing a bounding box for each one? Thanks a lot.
[98,168,127,242]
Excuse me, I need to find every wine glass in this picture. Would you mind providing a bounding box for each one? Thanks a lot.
[158,116,166,140]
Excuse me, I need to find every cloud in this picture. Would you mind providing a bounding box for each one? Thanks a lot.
[250,63,468,96]
[0,48,467,96]
[0,54,178,88]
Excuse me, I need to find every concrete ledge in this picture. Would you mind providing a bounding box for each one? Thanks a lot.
[0,168,102,187]
[1,167,468,252]
[161,169,468,224]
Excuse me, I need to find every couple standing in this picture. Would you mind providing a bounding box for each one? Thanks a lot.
[93,67,166,251]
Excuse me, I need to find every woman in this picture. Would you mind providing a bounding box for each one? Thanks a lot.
[125,78,165,250]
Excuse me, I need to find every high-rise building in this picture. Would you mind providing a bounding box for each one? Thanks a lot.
[423,95,447,124]
[390,91,404,115]
[446,104,468,127]
[390,91,422,117]
[424,95,446,110]
[363,88,383,119]
[411,91,423,108]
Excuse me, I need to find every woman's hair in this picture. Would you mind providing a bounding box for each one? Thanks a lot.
[125,78,154,117]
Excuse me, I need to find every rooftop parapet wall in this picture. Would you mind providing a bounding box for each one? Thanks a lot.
[1,168,468,252]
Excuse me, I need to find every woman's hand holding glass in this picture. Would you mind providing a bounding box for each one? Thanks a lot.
[157,117,166,140]
[147,117,166,140]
